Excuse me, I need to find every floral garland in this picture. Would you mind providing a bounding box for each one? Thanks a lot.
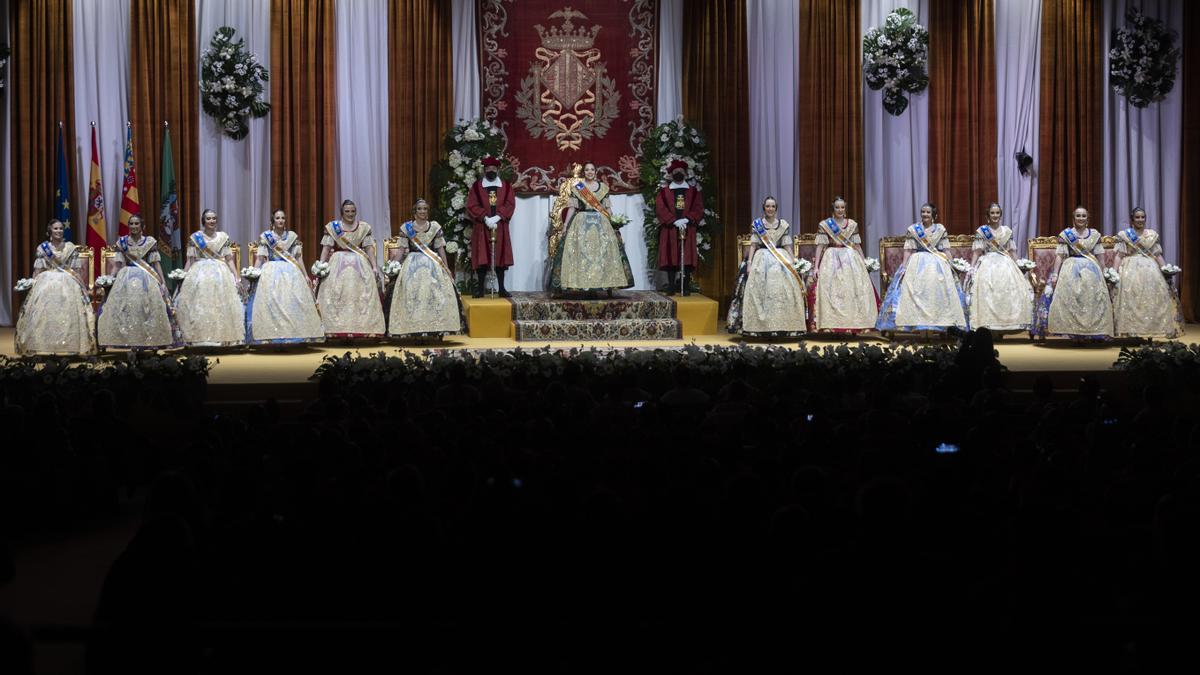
[1109,8,1180,109]
[638,117,718,273]
[429,118,514,266]
[862,8,929,116]
[199,27,271,140]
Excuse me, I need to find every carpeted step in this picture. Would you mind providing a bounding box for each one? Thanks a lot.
[509,290,676,321]
[513,318,681,341]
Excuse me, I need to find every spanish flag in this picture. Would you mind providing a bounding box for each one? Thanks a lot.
[86,125,108,278]
[118,124,140,237]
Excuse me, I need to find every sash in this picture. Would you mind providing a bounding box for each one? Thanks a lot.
[909,224,951,264]
[39,241,91,298]
[118,236,167,287]
[1123,228,1157,258]
[327,221,375,268]
[572,182,614,221]
[752,219,807,288]
[263,231,312,280]
[1061,228,1102,270]
[978,225,1012,257]
[403,222,454,278]
[820,218,868,265]
[191,231,226,261]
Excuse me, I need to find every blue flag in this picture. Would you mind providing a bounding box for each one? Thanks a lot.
[53,125,73,241]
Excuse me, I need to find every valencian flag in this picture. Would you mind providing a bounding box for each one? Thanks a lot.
[158,124,181,282]
[53,123,73,241]
[118,124,139,237]
[85,124,109,278]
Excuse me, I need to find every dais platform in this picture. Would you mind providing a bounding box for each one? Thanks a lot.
[460,290,719,340]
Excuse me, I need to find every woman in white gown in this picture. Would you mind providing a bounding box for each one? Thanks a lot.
[15,219,97,355]
[317,199,386,338]
[246,209,325,345]
[966,203,1034,333]
[812,196,878,333]
[1034,206,1113,340]
[726,197,807,337]
[175,209,246,347]
[386,199,465,339]
[1112,207,1182,339]
[876,203,968,334]
[547,161,635,296]
[97,215,179,349]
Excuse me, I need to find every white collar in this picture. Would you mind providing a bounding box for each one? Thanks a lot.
[481,175,503,188]
[668,180,690,190]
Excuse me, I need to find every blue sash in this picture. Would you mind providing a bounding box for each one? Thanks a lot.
[1061,228,1101,268]
[192,231,223,260]
[751,219,805,287]
[402,221,453,277]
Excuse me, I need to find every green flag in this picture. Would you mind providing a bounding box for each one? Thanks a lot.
[158,126,181,288]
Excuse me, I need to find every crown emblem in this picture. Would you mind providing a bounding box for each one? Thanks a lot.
[535,8,600,51]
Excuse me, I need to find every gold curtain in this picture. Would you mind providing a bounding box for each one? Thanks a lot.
[9,0,74,306]
[129,0,198,244]
[1037,0,1101,235]
[271,0,337,265]
[796,0,865,237]
[928,0,997,234]
[1181,1,1200,321]
[388,0,453,226]
[683,0,750,312]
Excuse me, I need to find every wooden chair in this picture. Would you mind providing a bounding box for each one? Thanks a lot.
[1026,234,1116,295]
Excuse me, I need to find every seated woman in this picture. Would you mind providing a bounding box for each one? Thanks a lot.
[1112,206,1182,339]
[726,196,807,337]
[246,208,325,345]
[812,196,878,333]
[876,203,968,334]
[547,161,634,296]
[15,218,97,355]
[317,199,386,338]
[175,209,246,347]
[98,215,179,349]
[386,199,465,339]
[1034,206,1114,340]
[967,203,1034,334]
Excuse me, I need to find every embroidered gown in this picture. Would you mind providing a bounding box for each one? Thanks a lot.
[15,241,97,356]
[247,230,325,344]
[318,221,386,337]
[548,181,635,293]
[1112,228,1182,338]
[387,222,466,338]
[175,231,246,347]
[1035,228,1113,339]
[966,225,1034,332]
[812,219,878,332]
[726,219,807,336]
[98,235,179,349]
[876,223,968,332]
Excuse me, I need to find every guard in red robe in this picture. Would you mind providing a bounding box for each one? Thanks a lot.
[466,155,516,297]
[655,159,703,295]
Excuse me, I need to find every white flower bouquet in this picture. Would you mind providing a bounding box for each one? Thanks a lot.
[199,26,270,139]
[382,260,402,277]
[240,266,261,280]
[94,275,116,288]
[1109,8,1180,108]
[1016,258,1036,272]
[610,214,629,228]
[863,8,929,116]
[792,258,813,276]
[14,277,34,292]
[951,258,972,273]
[1104,268,1121,285]
[310,261,331,278]
[168,268,187,281]
[1161,263,1181,276]
[863,257,881,272]
[445,241,460,254]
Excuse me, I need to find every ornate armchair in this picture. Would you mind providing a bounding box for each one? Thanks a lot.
[1026,235,1116,295]
[878,233,975,290]
[734,232,818,269]
[77,246,95,291]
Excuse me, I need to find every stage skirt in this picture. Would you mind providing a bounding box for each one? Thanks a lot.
[876,252,968,332]
[246,260,325,345]
[727,248,807,337]
[549,211,635,292]
[813,246,877,332]
[317,250,385,337]
[1113,255,1182,338]
[15,269,97,356]
[98,264,179,349]
[967,252,1033,332]
[175,259,246,347]
[387,251,465,338]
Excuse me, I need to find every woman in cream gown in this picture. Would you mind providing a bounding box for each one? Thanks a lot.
[726,197,807,337]
[15,219,97,355]
[386,199,465,339]
[547,161,635,296]
[97,215,179,349]
[876,203,968,333]
[1112,207,1182,339]
[812,197,878,333]
[966,203,1034,333]
[317,199,386,338]
[175,209,246,347]
[246,209,325,345]
[1034,206,1113,339]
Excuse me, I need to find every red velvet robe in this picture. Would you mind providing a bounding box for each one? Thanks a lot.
[655,184,703,269]
[466,179,516,269]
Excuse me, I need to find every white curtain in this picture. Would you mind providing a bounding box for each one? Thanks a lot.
[994,0,1042,251]
[747,0,800,232]
[1101,0,1183,263]
[451,0,479,124]
[657,0,683,124]
[336,0,391,246]
[72,0,130,244]
[861,0,929,257]
[196,0,271,249]
[1,8,11,324]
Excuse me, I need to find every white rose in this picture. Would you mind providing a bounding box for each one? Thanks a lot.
[450,194,466,210]
[445,241,460,254]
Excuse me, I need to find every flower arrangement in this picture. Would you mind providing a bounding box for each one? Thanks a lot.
[240,267,261,280]
[1104,268,1121,285]
[199,26,271,140]
[1109,8,1180,108]
[793,258,813,276]
[863,8,929,116]
[863,257,881,273]
[951,258,972,274]
[309,261,331,278]
[1016,258,1036,272]
[168,268,187,281]
[1161,264,1181,277]
[94,275,116,288]
[382,260,402,278]
[638,117,718,272]
[14,278,34,292]
[429,119,512,262]
[610,213,629,228]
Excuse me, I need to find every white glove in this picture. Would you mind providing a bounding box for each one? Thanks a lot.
[485,215,500,229]
[673,218,688,230]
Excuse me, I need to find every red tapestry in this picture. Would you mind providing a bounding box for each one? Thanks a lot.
[479,0,657,194]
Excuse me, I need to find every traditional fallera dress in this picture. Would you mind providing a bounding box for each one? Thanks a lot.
[15,241,97,355]
[98,235,179,349]
[876,223,968,333]
[175,231,246,347]
[387,221,465,338]
[1112,228,1183,339]
[812,218,878,332]
[318,220,386,338]
[246,230,325,345]
[1034,228,1113,339]
[966,224,1034,332]
[548,180,635,293]
[727,218,807,336]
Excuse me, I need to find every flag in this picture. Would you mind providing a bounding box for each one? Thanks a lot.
[158,126,181,283]
[53,124,72,241]
[118,124,140,237]
[85,125,109,279]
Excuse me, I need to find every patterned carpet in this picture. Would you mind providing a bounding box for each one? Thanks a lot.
[510,290,681,340]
